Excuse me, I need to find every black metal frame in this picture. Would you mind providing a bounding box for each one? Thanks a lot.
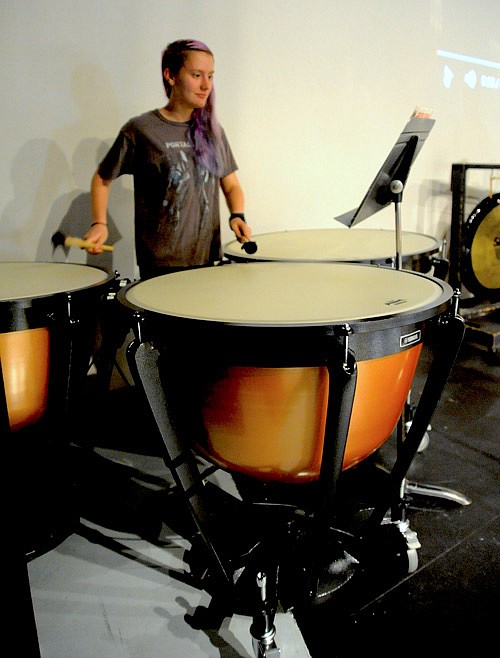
[449,164,500,356]
[449,163,500,292]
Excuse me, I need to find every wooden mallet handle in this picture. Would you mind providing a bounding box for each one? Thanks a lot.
[64,236,114,252]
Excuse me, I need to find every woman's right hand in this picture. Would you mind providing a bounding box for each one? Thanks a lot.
[83,222,109,254]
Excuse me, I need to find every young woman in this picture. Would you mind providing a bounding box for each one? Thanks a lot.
[84,39,251,279]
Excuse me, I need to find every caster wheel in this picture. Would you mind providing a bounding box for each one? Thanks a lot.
[417,431,430,453]
[358,523,420,578]
[407,547,419,573]
[405,419,432,452]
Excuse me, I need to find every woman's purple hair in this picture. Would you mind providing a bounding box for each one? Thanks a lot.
[161,39,224,176]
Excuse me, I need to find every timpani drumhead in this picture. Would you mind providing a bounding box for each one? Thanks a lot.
[461,194,500,300]
[124,261,450,328]
[0,262,110,302]
[223,228,440,267]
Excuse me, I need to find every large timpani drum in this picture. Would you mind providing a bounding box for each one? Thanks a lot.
[224,228,441,272]
[0,262,113,430]
[120,262,454,483]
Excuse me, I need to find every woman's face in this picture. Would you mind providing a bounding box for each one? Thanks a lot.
[165,50,214,111]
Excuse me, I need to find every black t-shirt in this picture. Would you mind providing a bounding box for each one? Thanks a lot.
[98,110,237,271]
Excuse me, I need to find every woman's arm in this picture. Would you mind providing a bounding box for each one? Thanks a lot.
[84,171,112,253]
[220,171,251,240]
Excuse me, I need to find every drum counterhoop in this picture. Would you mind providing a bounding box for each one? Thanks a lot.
[223,228,441,272]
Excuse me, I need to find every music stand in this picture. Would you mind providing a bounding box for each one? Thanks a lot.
[335,111,435,269]
[335,111,470,509]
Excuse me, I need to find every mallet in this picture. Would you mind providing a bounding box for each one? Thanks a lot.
[51,230,114,252]
[240,236,258,254]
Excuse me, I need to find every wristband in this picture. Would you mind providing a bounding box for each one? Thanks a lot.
[90,222,107,227]
[229,212,245,222]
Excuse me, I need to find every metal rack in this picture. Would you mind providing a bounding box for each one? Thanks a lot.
[449,163,500,357]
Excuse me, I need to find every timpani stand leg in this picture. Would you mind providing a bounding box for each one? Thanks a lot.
[128,337,285,655]
[362,309,466,541]
[47,291,103,423]
[37,292,107,556]
[278,333,359,609]
[250,572,281,658]
[315,339,357,528]
[47,293,84,420]
[403,479,471,506]
[384,166,467,508]
[127,338,233,591]
[399,259,470,507]
[401,398,471,506]
[92,275,132,395]
[403,241,469,507]
[308,340,359,601]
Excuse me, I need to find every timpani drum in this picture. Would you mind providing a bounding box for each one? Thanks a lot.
[0,262,114,430]
[224,228,442,272]
[120,262,454,483]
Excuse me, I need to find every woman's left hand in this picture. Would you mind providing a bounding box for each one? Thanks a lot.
[230,216,252,242]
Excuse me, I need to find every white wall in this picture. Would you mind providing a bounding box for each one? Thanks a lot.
[1,0,499,280]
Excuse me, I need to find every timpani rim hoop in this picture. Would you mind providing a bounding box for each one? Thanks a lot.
[121,261,454,331]
[223,228,441,264]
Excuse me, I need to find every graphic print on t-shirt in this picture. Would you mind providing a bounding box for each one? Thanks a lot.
[162,149,190,230]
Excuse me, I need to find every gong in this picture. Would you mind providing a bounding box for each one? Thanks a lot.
[461,193,500,300]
